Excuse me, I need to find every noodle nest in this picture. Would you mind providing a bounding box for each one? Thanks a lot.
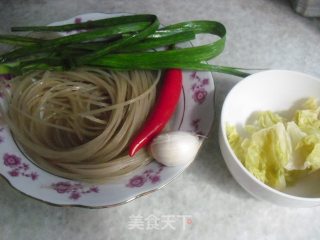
[0,68,160,183]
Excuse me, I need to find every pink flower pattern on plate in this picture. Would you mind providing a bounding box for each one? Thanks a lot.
[71,17,89,34]
[0,78,11,99]
[190,72,209,104]
[126,164,164,188]
[3,153,38,180]
[50,181,99,200]
[191,118,204,136]
[74,17,82,24]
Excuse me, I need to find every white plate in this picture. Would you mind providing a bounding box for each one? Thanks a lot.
[0,13,215,208]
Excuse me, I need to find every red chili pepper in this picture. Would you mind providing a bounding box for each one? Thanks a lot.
[128,68,183,157]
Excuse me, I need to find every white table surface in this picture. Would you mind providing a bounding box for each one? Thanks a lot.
[1,0,320,239]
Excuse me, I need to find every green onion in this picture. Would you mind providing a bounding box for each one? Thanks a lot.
[0,14,249,77]
[11,14,157,32]
[0,35,43,46]
[1,22,154,62]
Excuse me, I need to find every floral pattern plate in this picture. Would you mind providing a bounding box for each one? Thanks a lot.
[0,13,215,208]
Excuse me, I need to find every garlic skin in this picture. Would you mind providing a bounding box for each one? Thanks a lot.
[149,131,201,166]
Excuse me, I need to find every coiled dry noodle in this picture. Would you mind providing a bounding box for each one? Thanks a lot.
[0,68,161,183]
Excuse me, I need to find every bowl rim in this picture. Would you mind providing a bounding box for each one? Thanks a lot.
[220,69,320,202]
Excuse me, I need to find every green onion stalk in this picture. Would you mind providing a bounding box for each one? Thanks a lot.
[0,14,249,78]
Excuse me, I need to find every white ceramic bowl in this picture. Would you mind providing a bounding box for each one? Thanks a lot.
[219,69,320,207]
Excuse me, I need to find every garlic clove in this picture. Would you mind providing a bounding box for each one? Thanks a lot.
[149,131,201,166]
